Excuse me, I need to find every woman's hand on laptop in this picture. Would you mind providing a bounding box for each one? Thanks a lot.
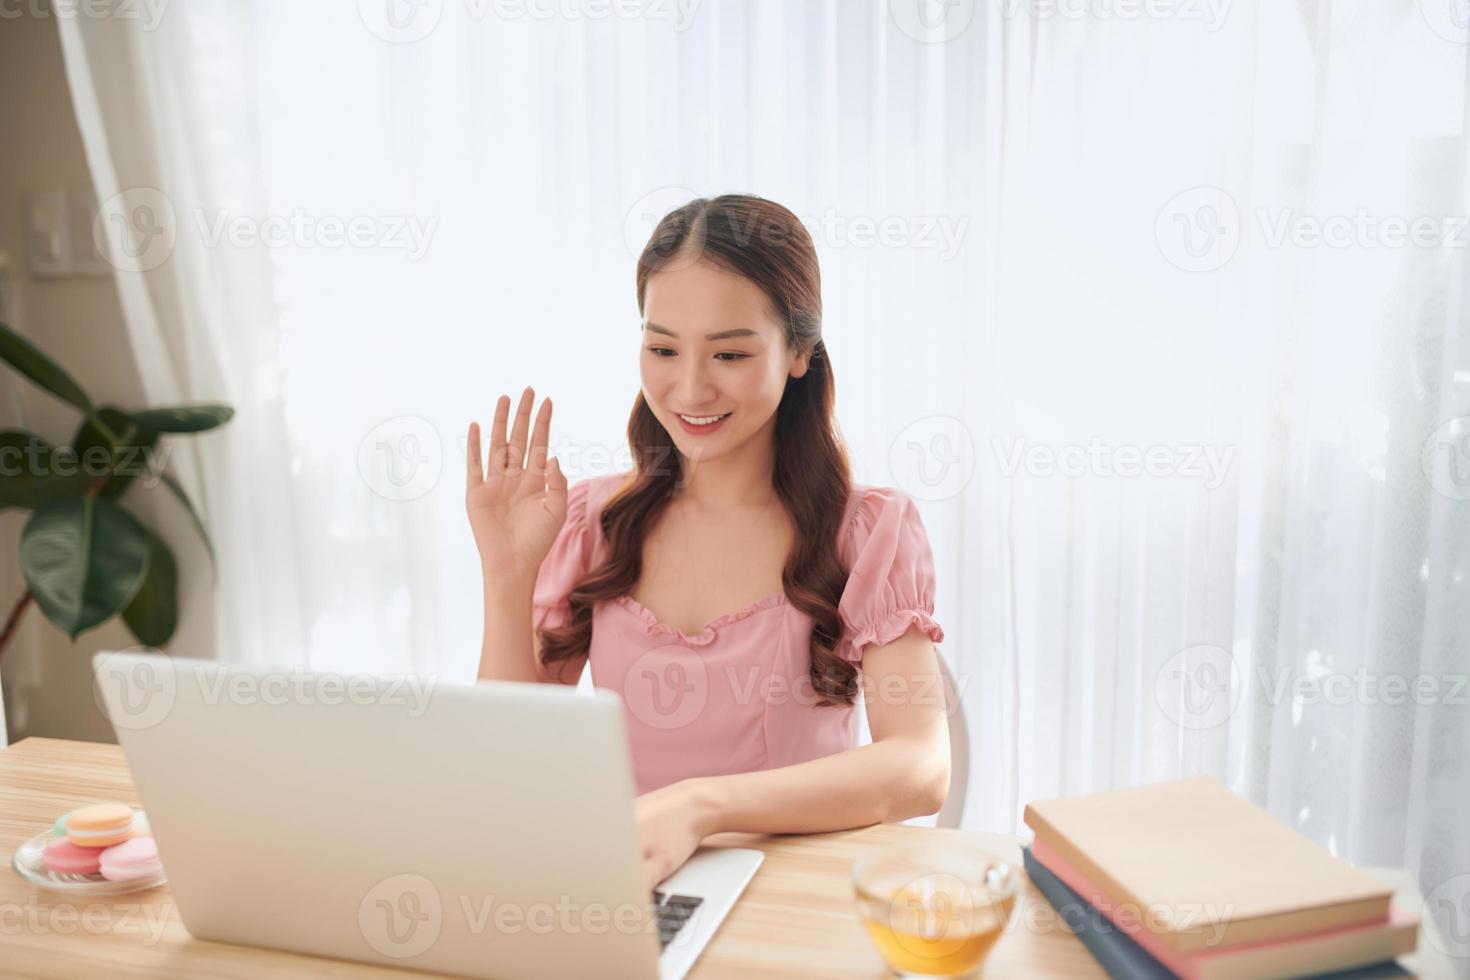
[466,387,569,584]
[634,778,723,892]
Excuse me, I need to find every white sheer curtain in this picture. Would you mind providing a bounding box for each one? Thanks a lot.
[59,0,1468,951]
[978,4,1469,961]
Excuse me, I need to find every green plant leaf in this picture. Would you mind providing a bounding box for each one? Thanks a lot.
[0,321,94,415]
[20,497,152,640]
[72,406,161,499]
[122,527,178,647]
[0,431,91,510]
[129,405,234,433]
[160,470,217,582]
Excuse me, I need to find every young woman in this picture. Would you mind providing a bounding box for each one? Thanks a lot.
[466,195,950,890]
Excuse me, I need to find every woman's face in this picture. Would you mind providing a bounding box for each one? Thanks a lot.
[639,259,809,464]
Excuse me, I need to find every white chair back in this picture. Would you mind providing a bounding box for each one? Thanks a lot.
[934,654,969,829]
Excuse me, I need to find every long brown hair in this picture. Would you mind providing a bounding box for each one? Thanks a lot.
[539,194,857,706]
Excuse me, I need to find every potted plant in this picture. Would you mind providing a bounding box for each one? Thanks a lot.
[0,321,232,661]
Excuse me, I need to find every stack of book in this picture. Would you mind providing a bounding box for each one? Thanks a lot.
[1022,778,1420,979]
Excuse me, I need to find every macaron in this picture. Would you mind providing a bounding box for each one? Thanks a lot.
[52,810,73,838]
[98,838,162,882]
[131,810,151,837]
[41,838,102,875]
[65,803,134,848]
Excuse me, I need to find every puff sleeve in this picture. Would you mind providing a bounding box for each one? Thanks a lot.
[531,478,594,632]
[837,486,945,664]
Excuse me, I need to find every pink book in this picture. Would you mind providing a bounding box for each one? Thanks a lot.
[1030,838,1419,980]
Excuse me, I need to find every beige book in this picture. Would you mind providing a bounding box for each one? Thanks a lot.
[1022,776,1393,954]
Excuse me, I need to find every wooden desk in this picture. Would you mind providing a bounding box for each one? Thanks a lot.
[0,737,1451,978]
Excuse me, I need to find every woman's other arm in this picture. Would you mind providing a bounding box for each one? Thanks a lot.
[696,626,950,829]
[634,626,950,887]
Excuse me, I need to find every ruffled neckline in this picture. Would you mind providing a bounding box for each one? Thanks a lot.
[613,592,789,647]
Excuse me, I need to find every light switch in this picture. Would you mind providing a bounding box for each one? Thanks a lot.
[70,188,111,276]
[26,190,71,278]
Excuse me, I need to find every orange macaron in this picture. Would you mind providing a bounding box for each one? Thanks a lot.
[65,803,135,848]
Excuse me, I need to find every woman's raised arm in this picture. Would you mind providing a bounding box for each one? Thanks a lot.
[466,386,569,683]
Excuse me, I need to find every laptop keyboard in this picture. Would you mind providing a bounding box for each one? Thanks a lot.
[651,890,704,950]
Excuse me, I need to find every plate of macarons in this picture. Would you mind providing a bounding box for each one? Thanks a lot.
[10,802,165,895]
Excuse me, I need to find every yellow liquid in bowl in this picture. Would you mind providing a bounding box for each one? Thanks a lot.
[857,879,1016,977]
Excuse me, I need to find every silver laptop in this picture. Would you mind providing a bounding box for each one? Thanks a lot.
[92,651,762,980]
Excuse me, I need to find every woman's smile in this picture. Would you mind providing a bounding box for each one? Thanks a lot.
[675,411,732,434]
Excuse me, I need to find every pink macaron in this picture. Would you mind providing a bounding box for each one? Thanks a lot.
[97,838,162,882]
[42,838,103,876]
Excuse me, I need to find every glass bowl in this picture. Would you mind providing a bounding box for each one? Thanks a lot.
[853,841,1020,978]
[10,808,166,896]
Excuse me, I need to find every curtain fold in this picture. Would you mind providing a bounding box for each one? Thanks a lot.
[56,0,1468,953]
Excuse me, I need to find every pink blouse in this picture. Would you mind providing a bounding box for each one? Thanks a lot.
[531,472,945,796]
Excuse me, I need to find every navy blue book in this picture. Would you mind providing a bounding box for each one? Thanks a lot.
[1020,846,1409,980]
[1022,845,1174,979]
